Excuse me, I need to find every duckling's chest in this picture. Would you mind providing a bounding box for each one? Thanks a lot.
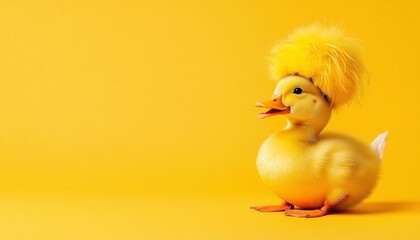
[257,135,313,182]
[256,132,328,207]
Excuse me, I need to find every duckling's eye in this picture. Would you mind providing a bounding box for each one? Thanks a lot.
[293,87,303,94]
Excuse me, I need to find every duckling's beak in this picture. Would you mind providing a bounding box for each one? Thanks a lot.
[255,95,290,119]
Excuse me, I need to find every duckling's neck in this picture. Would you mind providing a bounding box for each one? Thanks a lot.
[282,118,329,142]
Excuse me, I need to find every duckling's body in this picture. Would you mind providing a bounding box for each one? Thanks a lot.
[251,74,387,217]
[251,24,388,217]
[257,129,382,211]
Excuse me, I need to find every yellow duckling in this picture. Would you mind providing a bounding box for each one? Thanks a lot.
[251,23,388,218]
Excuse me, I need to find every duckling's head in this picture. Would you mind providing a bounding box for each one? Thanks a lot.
[268,23,367,109]
[256,75,332,130]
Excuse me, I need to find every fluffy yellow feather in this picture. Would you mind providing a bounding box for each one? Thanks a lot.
[269,23,368,108]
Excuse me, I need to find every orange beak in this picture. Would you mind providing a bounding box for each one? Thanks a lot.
[255,95,290,119]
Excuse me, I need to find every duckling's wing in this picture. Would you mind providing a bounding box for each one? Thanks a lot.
[371,131,389,159]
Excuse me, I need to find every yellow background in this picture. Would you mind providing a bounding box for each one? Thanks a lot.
[1,0,420,239]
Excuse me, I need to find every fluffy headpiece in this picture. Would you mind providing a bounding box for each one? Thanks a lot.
[270,23,367,108]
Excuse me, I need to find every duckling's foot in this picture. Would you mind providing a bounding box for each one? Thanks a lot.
[284,207,329,218]
[251,201,294,212]
[284,193,348,218]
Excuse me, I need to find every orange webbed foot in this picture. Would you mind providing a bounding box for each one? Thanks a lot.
[284,194,348,218]
[251,201,294,212]
[284,208,328,218]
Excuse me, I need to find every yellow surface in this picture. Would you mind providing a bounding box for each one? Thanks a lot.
[0,0,419,239]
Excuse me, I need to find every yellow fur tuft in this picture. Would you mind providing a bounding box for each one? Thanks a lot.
[270,23,368,108]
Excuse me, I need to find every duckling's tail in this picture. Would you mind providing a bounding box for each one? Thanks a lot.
[371,130,389,159]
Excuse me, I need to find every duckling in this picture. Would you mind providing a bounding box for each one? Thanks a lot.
[251,23,388,218]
